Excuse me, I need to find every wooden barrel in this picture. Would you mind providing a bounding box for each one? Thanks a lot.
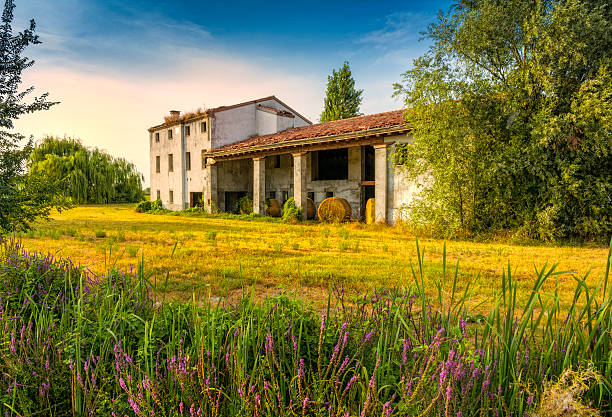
[306,198,316,220]
[267,198,281,217]
[317,197,352,222]
[365,198,376,224]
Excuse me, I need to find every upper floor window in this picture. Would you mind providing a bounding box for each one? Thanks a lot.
[185,125,191,136]
[201,121,207,132]
[168,129,173,139]
[155,132,160,142]
[185,152,191,171]
[155,155,160,173]
[168,154,174,172]
[201,150,206,169]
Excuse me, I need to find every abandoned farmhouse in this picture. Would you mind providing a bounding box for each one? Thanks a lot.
[148,96,419,224]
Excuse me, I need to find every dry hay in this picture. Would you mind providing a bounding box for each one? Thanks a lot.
[267,198,281,217]
[306,198,316,220]
[318,197,352,223]
[365,198,376,224]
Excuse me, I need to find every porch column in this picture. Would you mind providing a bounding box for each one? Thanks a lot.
[374,144,389,223]
[253,157,265,215]
[204,161,217,213]
[292,152,308,215]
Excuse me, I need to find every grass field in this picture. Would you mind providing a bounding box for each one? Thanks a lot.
[15,204,609,310]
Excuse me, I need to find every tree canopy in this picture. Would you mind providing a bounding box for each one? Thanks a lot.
[0,0,68,233]
[320,61,363,122]
[393,0,611,241]
[30,137,144,204]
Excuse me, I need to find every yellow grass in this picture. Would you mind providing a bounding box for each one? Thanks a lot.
[15,204,609,310]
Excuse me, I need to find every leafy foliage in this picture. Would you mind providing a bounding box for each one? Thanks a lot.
[281,197,302,222]
[320,61,363,122]
[393,0,611,240]
[0,0,68,233]
[30,137,144,204]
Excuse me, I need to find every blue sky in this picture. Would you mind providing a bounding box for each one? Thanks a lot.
[14,0,453,184]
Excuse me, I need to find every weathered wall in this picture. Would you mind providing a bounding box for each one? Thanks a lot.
[215,159,253,212]
[149,124,184,211]
[385,134,423,224]
[184,117,210,200]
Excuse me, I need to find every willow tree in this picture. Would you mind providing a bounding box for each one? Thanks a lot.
[30,137,144,204]
[393,0,611,240]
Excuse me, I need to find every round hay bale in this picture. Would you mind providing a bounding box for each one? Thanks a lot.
[318,197,352,223]
[365,198,376,224]
[306,198,316,220]
[266,198,281,217]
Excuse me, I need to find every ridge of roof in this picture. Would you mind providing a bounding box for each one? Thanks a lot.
[148,95,312,131]
[207,109,408,155]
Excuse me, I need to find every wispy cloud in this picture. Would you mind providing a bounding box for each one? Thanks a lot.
[357,12,432,48]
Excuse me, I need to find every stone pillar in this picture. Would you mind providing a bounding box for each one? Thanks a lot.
[204,161,217,213]
[293,152,308,215]
[253,157,265,215]
[374,144,389,223]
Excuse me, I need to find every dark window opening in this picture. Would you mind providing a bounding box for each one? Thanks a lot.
[155,155,160,173]
[201,121,207,132]
[155,132,160,142]
[326,191,334,199]
[169,190,174,203]
[274,155,281,168]
[185,152,191,171]
[268,191,276,199]
[312,149,348,181]
[185,125,191,136]
[190,192,202,207]
[307,192,315,201]
[363,145,375,181]
[168,129,173,139]
[225,191,247,214]
[168,154,174,172]
[156,190,160,200]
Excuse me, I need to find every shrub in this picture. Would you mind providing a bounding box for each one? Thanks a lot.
[94,230,106,238]
[234,196,253,215]
[281,197,302,222]
[135,200,152,213]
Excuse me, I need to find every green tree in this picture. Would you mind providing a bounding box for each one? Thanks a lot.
[320,61,363,122]
[0,0,68,233]
[393,0,611,240]
[29,137,144,204]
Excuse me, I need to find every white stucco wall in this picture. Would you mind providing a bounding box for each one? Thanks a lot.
[149,124,184,211]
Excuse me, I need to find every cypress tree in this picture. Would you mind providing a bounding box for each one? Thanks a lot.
[320,61,363,122]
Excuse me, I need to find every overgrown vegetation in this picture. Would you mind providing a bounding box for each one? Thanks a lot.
[30,137,144,204]
[1,238,610,416]
[393,0,611,241]
[282,197,302,222]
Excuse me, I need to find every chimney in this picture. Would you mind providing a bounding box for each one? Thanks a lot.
[170,110,180,118]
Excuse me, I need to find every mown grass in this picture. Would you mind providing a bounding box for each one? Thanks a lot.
[15,204,609,311]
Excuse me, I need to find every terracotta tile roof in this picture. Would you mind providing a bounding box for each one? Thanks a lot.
[210,109,407,154]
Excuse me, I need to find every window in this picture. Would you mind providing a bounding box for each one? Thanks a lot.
[268,191,276,199]
[185,152,191,171]
[185,125,191,136]
[156,190,160,200]
[274,155,281,168]
[155,155,160,173]
[168,129,173,139]
[201,121,207,132]
[307,192,315,201]
[312,149,348,181]
[202,150,206,169]
[155,132,160,142]
[168,154,174,172]
[169,190,174,203]
[326,191,334,199]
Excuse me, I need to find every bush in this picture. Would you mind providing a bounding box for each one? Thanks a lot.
[281,197,302,222]
[135,200,152,213]
[234,196,253,215]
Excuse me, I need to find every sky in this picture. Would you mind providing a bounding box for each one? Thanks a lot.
[13,0,453,186]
